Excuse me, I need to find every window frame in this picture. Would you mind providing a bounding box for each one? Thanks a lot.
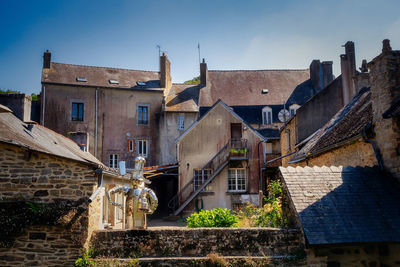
[138,140,148,157]
[128,140,135,152]
[262,106,273,126]
[193,169,213,192]
[137,104,149,125]
[227,168,246,192]
[71,102,84,121]
[177,114,185,130]
[109,154,118,168]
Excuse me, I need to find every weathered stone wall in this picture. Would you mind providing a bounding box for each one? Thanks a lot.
[308,243,400,266]
[369,49,400,181]
[280,117,296,167]
[0,143,102,266]
[0,143,97,201]
[90,228,304,258]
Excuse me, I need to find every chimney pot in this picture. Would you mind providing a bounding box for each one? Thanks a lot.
[382,39,392,53]
[162,52,166,56]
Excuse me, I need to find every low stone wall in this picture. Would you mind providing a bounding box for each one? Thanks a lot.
[0,225,81,267]
[90,228,304,258]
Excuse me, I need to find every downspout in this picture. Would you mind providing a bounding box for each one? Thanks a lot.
[41,85,45,125]
[362,123,384,170]
[88,169,104,203]
[258,139,266,193]
[95,88,98,158]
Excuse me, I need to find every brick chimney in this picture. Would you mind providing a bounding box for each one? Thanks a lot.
[340,41,357,105]
[160,53,171,90]
[200,58,208,85]
[309,60,321,89]
[43,50,51,69]
[321,61,333,88]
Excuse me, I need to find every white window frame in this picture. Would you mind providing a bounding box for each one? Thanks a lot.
[193,169,213,192]
[289,104,300,117]
[262,106,273,125]
[228,168,246,192]
[177,114,185,130]
[109,154,118,168]
[138,140,148,157]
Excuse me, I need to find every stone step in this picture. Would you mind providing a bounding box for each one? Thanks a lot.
[92,255,307,266]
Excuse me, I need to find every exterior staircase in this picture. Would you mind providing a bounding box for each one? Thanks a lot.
[168,139,248,216]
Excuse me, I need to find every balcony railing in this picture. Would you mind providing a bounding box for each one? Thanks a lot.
[229,139,248,159]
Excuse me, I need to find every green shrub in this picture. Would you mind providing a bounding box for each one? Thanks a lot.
[75,249,94,267]
[187,208,238,228]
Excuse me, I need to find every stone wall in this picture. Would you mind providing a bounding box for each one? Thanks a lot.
[0,143,97,201]
[369,48,400,181]
[308,243,400,266]
[0,143,102,266]
[90,228,304,258]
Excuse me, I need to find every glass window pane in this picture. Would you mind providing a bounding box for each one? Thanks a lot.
[72,103,77,120]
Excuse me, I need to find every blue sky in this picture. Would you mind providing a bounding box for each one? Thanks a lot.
[0,0,399,95]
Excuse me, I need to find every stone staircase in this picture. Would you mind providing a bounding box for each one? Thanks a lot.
[89,228,306,266]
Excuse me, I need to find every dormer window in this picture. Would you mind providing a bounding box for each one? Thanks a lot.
[109,79,119,84]
[262,106,272,125]
[289,104,300,117]
[76,77,87,82]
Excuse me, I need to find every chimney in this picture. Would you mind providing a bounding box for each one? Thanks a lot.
[43,50,51,69]
[160,53,171,90]
[382,39,392,53]
[200,58,208,85]
[340,41,357,105]
[309,60,321,89]
[321,61,333,88]
[359,59,368,73]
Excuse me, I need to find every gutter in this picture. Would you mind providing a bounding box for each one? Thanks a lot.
[41,82,164,93]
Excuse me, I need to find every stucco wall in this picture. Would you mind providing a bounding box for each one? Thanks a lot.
[296,77,343,142]
[158,111,198,165]
[177,103,263,212]
[280,118,297,167]
[43,84,164,167]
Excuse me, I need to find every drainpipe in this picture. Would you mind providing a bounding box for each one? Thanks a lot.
[88,169,104,203]
[41,85,45,125]
[258,140,266,193]
[95,88,98,158]
[362,123,384,170]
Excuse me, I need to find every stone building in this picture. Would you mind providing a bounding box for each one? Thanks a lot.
[0,104,128,266]
[278,40,400,265]
[0,93,34,122]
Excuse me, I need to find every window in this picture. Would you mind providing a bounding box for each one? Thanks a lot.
[262,107,272,125]
[128,140,135,152]
[138,105,149,125]
[177,114,185,130]
[109,154,118,168]
[72,102,84,121]
[109,79,119,84]
[76,77,87,82]
[289,104,300,117]
[228,168,246,192]
[194,169,213,191]
[138,140,148,157]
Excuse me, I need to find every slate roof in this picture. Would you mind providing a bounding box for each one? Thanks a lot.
[0,106,103,167]
[42,62,162,90]
[199,69,309,106]
[291,87,371,162]
[285,79,320,106]
[199,105,284,124]
[256,128,280,139]
[280,166,400,245]
[164,84,202,112]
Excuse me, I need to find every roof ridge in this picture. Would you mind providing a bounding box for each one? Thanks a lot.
[209,69,309,72]
[51,62,159,73]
